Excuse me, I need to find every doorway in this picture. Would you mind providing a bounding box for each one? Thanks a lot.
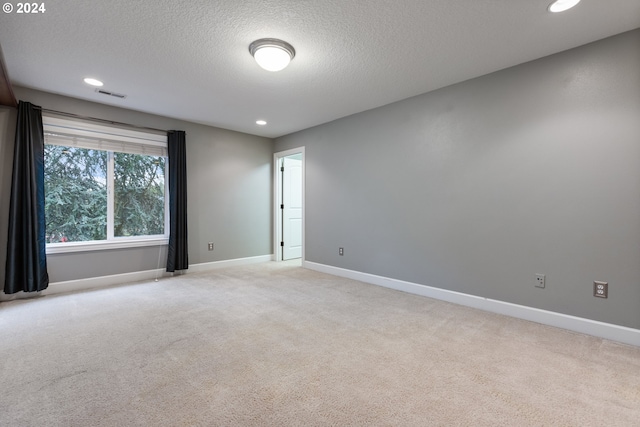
[274,147,305,261]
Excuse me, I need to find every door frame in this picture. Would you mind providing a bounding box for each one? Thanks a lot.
[273,147,305,262]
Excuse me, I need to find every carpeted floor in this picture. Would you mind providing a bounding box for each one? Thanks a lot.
[1,261,639,426]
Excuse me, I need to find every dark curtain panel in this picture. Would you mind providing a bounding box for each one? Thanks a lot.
[4,101,49,294]
[166,130,188,272]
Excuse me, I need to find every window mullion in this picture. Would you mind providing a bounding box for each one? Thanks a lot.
[107,151,115,239]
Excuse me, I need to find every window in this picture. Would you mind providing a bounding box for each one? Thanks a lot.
[43,116,168,253]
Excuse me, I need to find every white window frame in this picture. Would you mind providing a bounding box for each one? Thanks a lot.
[43,115,169,254]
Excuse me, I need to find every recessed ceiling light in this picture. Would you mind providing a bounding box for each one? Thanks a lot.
[249,38,295,72]
[256,120,267,126]
[548,0,581,13]
[84,77,104,87]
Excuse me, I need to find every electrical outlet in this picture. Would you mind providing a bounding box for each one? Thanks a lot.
[208,242,214,251]
[339,247,344,256]
[594,281,608,298]
[535,274,545,288]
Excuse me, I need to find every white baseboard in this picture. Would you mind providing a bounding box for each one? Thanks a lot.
[303,261,640,347]
[0,268,170,301]
[187,255,272,273]
[0,255,273,300]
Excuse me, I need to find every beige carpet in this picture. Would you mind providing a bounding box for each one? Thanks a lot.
[1,261,639,426]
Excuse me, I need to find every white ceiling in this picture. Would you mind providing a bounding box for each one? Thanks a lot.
[1,0,639,138]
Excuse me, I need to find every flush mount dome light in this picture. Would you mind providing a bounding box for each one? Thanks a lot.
[548,0,581,12]
[256,120,267,125]
[83,77,104,87]
[249,38,295,72]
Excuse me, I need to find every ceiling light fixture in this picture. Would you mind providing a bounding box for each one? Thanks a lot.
[548,0,581,13]
[256,120,267,126]
[249,38,295,72]
[83,77,104,87]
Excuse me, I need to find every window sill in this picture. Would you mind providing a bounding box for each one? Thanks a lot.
[46,237,169,254]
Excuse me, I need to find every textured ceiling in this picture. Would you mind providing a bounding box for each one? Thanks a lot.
[0,0,639,138]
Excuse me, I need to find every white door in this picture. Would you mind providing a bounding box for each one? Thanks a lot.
[282,156,302,260]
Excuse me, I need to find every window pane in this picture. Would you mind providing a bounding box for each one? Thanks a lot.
[114,153,165,237]
[44,145,107,242]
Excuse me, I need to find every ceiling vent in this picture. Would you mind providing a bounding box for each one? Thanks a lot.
[95,88,127,99]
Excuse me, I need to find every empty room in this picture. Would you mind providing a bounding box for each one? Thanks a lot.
[1,1,639,425]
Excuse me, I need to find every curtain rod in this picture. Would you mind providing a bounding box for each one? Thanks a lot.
[36,107,169,134]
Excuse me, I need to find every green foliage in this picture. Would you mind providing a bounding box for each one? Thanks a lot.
[114,153,165,237]
[44,145,166,243]
[44,145,107,242]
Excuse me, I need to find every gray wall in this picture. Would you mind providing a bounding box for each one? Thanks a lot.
[1,87,274,283]
[276,30,640,329]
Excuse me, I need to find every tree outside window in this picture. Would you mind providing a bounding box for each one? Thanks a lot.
[44,144,166,244]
